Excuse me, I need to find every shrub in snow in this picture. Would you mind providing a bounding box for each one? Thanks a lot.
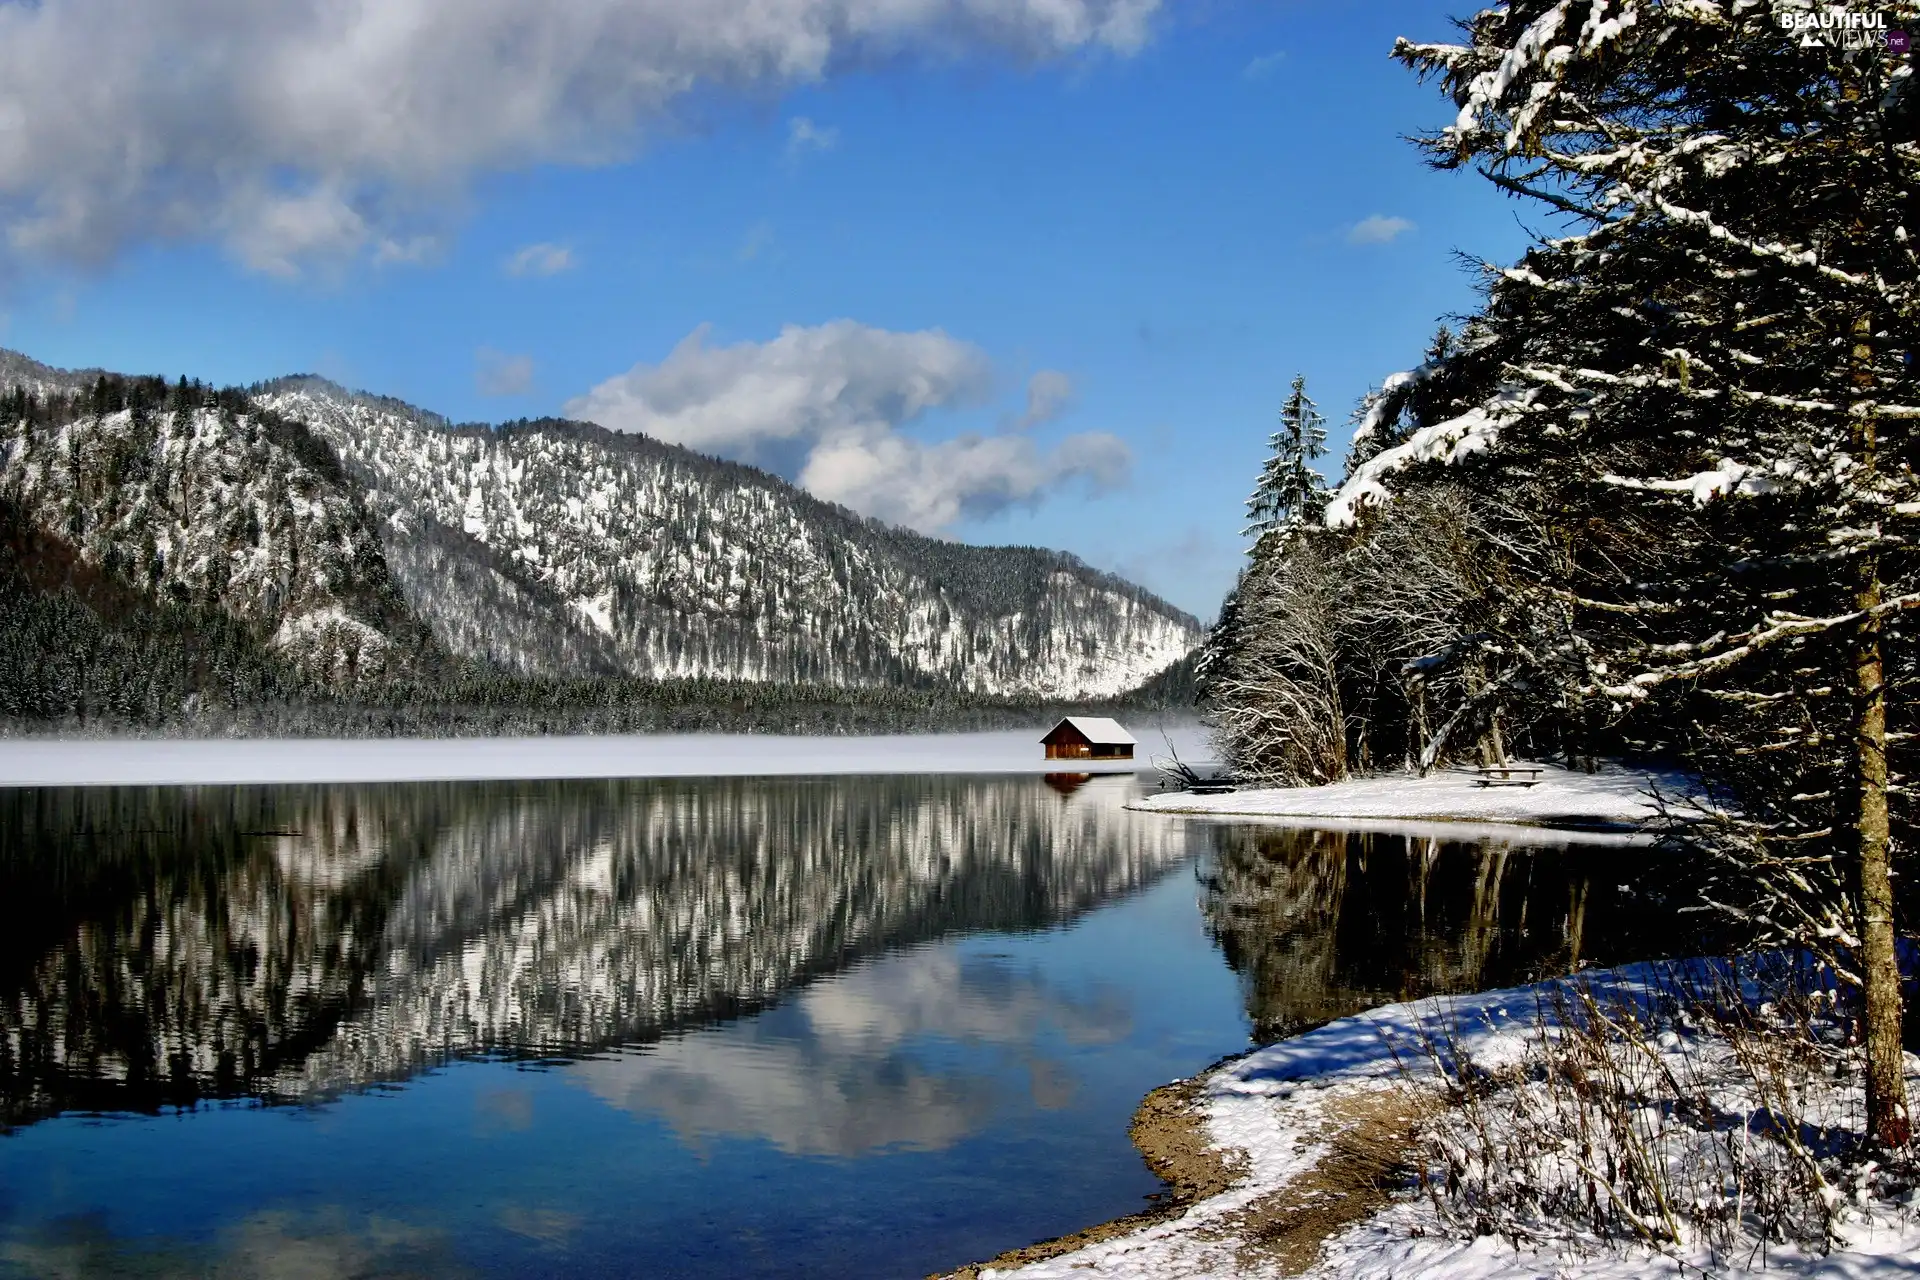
[1401,962,1918,1265]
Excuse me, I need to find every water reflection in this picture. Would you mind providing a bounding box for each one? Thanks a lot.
[574,950,1132,1157]
[0,774,1194,1129]
[0,1207,471,1280]
[0,777,1728,1280]
[1202,825,1708,1043]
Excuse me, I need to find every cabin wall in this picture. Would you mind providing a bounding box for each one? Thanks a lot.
[1043,741,1132,760]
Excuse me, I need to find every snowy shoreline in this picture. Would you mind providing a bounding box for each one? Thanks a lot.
[0,725,1216,787]
[960,962,1920,1280]
[1129,763,1687,836]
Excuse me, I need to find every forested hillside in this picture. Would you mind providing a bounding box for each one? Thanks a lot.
[254,378,1197,698]
[0,355,1200,733]
[0,374,436,704]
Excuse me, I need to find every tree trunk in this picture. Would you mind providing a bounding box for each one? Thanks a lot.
[1854,551,1909,1150]
[1852,310,1910,1150]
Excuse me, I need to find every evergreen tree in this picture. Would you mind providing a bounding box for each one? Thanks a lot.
[1243,374,1329,548]
[1203,376,1329,709]
[1379,0,1918,1148]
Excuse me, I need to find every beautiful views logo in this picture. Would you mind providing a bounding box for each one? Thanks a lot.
[1777,8,1909,50]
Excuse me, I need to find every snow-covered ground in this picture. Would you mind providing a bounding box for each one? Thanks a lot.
[1131,763,1692,832]
[0,724,1215,787]
[982,964,1920,1280]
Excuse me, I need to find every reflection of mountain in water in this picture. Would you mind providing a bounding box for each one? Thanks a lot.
[0,774,1196,1127]
[1201,826,1713,1043]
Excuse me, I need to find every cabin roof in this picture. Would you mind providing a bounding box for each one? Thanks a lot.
[1042,716,1136,746]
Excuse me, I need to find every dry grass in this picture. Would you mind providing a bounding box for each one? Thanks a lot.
[1396,965,1919,1269]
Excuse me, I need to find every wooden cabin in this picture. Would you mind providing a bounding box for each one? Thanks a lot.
[1041,716,1136,761]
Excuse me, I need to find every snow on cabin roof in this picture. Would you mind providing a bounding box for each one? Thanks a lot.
[1043,716,1137,746]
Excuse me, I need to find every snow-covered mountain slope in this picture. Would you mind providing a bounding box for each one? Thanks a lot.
[0,379,430,683]
[0,349,103,401]
[253,377,1200,698]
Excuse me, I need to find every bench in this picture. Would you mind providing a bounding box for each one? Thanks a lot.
[1187,780,1238,795]
[1464,764,1544,788]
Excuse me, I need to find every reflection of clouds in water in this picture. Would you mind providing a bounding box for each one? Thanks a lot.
[571,949,1131,1157]
[805,950,1132,1053]
[575,1036,999,1158]
[1025,1057,1078,1111]
[0,1207,468,1279]
[476,1085,534,1134]
[496,1206,581,1248]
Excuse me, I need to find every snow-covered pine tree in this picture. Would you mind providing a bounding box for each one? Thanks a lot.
[1379,0,1918,1149]
[1200,377,1359,781]
[1200,377,1330,727]
[1244,375,1330,549]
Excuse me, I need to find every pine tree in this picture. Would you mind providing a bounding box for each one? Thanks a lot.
[1203,377,1329,708]
[1243,375,1329,548]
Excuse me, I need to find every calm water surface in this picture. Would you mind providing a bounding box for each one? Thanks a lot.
[0,773,1711,1278]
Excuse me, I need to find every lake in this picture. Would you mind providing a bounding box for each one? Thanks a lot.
[0,771,1711,1278]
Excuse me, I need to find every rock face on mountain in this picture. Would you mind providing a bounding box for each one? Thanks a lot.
[254,377,1199,698]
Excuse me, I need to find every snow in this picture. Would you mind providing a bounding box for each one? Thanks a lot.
[1052,715,1137,745]
[0,724,1215,787]
[1325,389,1535,529]
[1602,458,1783,504]
[1130,762,1690,834]
[572,589,617,637]
[981,962,1920,1280]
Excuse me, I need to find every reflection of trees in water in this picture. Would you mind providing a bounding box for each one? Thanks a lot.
[1200,826,1703,1044]
[0,775,1195,1128]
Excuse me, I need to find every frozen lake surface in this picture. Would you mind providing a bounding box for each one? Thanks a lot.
[0,724,1214,787]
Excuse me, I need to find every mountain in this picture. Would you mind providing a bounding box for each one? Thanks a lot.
[253,376,1199,698]
[0,349,1200,722]
[0,370,434,702]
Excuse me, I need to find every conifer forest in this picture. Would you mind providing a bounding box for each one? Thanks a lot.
[1200,2,1918,1149]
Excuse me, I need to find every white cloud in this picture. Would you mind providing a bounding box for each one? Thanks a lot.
[1242,50,1287,79]
[503,242,576,277]
[785,116,840,161]
[1346,214,1416,245]
[566,320,993,464]
[220,186,369,280]
[374,235,442,267]
[1015,369,1075,429]
[736,221,775,263]
[799,420,1129,531]
[476,347,535,397]
[565,320,1130,532]
[0,0,1160,276]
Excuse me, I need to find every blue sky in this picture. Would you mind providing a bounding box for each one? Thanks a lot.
[0,0,1533,621]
